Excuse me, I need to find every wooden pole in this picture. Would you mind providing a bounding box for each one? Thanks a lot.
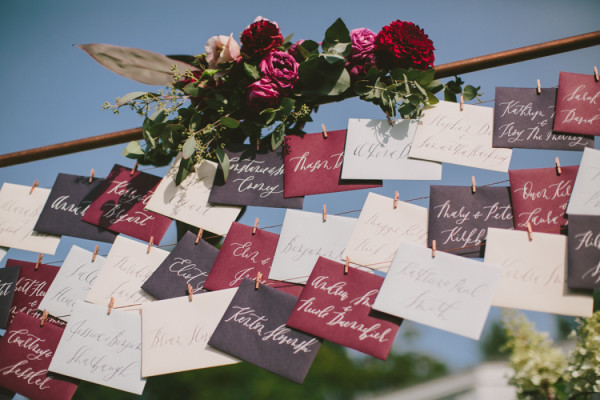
[1,30,599,168]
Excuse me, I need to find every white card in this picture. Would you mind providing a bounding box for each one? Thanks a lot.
[49,301,146,395]
[146,155,242,235]
[268,209,357,284]
[341,118,442,180]
[0,247,7,263]
[86,235,169,309]
[39,245,105,322]
[343,192,428,272]
[0,183,60,254]
[567,147,600,216]
[372,242,501,340]
[484,228,593,317]
[141,289,239,377]
[409,101,513,172]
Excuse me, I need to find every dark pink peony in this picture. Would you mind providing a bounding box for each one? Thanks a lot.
[374,20,435,70]
[240,17,283,59]
[346,28,377,77]
[287,40,306,62]
[259,51,299,95]
[246,78,280,111]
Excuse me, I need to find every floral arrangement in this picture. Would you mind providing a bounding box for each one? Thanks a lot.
[86,17,480,183]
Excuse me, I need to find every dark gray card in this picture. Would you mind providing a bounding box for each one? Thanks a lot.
[428,185,514,257]
[0,266,20,329]
[208,278,322,383]
[34,173,117,243]
[141,231,219,300]
[208,145,304,209]
[567,215,600,290]
[493,87,593,150]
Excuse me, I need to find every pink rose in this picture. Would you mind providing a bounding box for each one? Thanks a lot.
[247,78,280,111]
[205,34,241,69]
[346,28,376,77]
[288,40,306,62]
[259,51,299,95]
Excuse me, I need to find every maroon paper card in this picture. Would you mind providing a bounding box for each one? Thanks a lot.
[286,257,401,360]
[283,130,382,197]
[554,72,600,136]
[0,313,78,400]
[204,222,303,296]
[208,278,322,383]
[567,215,600,290]
[80,164,172,244]
[509,166,578,233]
[493,87,594,150]
[5,260,64,328]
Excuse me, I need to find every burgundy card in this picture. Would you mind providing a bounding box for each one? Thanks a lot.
[80,164,172,244]
[208,145,304,209]
[0,313,78,400]
[286,257,401,360]
[208,278,322,383]
[0,266,20,329]
[509,166,578,233]
[493,87,594,150]
[5,260,64,328]
[283,130,382,197]
[554,72,600,136]
[567,215,600,290]
[203,222,303,296]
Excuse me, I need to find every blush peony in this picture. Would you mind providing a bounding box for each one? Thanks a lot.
[205,34,241,69]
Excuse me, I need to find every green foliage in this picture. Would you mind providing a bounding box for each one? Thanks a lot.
[564,312,600,396]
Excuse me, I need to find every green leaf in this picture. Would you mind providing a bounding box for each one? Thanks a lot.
[321,18,351,57]
[122,141,144,159]
[220,116,240,129]
[425,79,443,93]
[182,136,196,159]
[426,91,440,105]
[446,80,462,94]
[271,124,285,150]
[444,87,457,102]
[462,85,479,101]
[390,68,409,81]
[149,109,166,123]
[282,33,294,44]
[215,147,230,183]
[243,62,260,80]
[280,97,295,116]
[175,156,193,186]
[298,56,350,96]
[115,91,147,107]
[418,69,436,86]
[414,82,428,97]
[321,53,346,64]
[189,113,204,132]
[183,82,199,97]
[366,67,382,82]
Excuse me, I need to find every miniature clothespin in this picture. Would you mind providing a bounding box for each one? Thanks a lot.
[256,137,260,151]
[187,284,193,301]
[34,253,43,271]
[432,240,437,258]
[195,228,204,244]
[40,310,48,327]
[472,176,477,194]
[89,168,95,183]
[252,218,259,235]
[594,66,599,82]
[385,111,394,126]
[321,123,328,139]
[393,191,399,209]
[107,297,115,315]
[536,79,541,95]
[555,157,562,175]
[344,256,350,275]
[323,204,327,222]
[130,161,139,176]
[92,245,99,262]
[459,95,464,111]
[255,272,262,290]
[526,222,533,241]
[147,236,154,254]
[29,179,39,195]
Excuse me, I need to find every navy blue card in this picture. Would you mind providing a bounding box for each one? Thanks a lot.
[0,266,20,329]
[567,215,600,290]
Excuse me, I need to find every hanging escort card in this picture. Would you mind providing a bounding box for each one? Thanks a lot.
[33,173,117,243]
[142,231,219,300]
[48,301,146,395]
[341,118,442,180]
[567,215,600,290]
[509,165,577,233]
[145,155,242,235]
[484,228,593,317]
[85,235,169,309]
[343,192,428,272]
[38,245,105,322]
[428,185,513,257]
[204,222,303,296]
[283,129,382,197]
[80,164,171,244]
[208,279,322,384]
[493,87,594,150]
[0,313,79,400]
[140,289,239,377]
[372,242,501,340]
[553,71,600,136]
[268,209,357,284]
[0,265,20,329]
[567,147,600,216]
[0,183,60,255]
[409,100,513,172]
[208,144,304,209]
[286,257,402,360]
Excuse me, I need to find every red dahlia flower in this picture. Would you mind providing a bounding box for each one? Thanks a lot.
[374,20,435,70]
[240,18,284,59]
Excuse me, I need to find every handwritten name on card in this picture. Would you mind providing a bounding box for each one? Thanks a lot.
[554,72,600,136]
[484,228,593,317]
[409,101,512,172]
[567,215,600,290]
[343,192,428,271]
[341,118,442,180]
[0,183,60,255]
[372,242,500,340]
[287,257,401,359]
[145,155,241,235]
[0,266,20,329]
[567,147,600,216]
[49,301,146,395]
[493,87,594,150]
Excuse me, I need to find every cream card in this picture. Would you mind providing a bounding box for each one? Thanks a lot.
[49,301,146,395]
[484,228,593,317]
[567,147,600,216]
[343,192,428,272]
[86,235,169,309]
[409,101,513,172]
[141,289,239,377]
[146,155,242,235]
[39,245,105,322]
[268,209,357,284]
[0,183,60,254]
[373,242,501,340]
[341,118,442,180]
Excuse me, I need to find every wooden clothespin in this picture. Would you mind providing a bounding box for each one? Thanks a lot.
[432,240,437,258]
[344,256,350,275]
[107,297,115,315]
[321,123,328,139]
[147,236,154,254]
[255,272,262,290]
[322,204,327,222]
[29,179,39,195]
[130,161,139,176]
[256,137,260,151]
[187,284,193,301]
[555,157,562,175]
[89,168,95,183]
[526,222,533,241]
[40,310,48,327]
[195,228,204,244]
[459,95,464,111]
[472,176,477,194]
[92,245,99,262]
[252,218,259,235]
[393,191,399,209]
[536,79,541,95]
[594,66,599,82]
[34,253,43,271]
[385,111,394,126]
